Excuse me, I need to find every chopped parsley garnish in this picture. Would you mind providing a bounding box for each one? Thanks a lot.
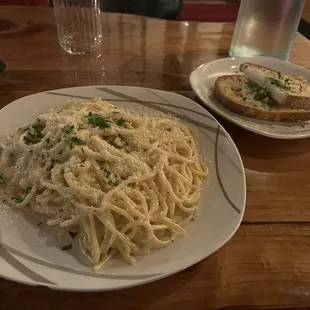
[25,186,32,196]
[65,134,86,148]
[254,91,269,102]
[24,122,45,145]
[269,77,290,90]
[70,137,86,146]
[37,221,43,227]
[277,72,283,80]
[167,128,172,131]
[32,123,44,135]
[88,112,111,129]
[14,186,33,203]
[69,231,77,239]
[245,81,272,103]
[116,118,126,127]
[61,244,72,251]
[62,125,75,135]
[104,169,111,177]
[246,80,262,92]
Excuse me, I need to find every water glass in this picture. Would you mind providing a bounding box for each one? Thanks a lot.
[229,0,305,60]
[53,0,102,55]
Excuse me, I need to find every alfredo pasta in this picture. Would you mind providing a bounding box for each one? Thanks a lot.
[0,99,208,270]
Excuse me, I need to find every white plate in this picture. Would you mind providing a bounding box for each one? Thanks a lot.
[0,86,246,291]
[190,56,310,139]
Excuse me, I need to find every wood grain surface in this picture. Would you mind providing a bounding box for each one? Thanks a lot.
[1,6,310,310]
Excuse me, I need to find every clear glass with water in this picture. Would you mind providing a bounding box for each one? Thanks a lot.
[53,0,102,55]
[229,0,305,60]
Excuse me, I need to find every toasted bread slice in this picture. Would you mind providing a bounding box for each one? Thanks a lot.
[213,75,310,121]
[240,62,310,110]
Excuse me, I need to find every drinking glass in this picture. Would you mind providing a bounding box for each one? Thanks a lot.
[53,0,102,55]
[229,0,305,60]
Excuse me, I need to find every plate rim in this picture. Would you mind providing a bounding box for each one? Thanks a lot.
[0,85,246,291]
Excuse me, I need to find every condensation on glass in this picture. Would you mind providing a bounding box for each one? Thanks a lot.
[53,0,102,55]
[229,0,305,60]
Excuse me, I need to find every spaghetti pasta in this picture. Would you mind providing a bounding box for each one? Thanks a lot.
[0,99,208,270]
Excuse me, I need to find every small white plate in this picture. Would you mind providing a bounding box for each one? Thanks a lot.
[190,56,310,139]
[0,86,246,291]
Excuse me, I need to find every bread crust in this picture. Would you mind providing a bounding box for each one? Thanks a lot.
[282,95,310,111]
[213,75,310,122]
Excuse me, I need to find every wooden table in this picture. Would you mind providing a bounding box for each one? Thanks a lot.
[1,6,310,310]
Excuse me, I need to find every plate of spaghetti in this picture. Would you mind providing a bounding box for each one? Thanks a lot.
[0,86,246,291]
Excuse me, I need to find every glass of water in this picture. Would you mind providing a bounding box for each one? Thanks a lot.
[229,0,305,60]
[53,0,102,55]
